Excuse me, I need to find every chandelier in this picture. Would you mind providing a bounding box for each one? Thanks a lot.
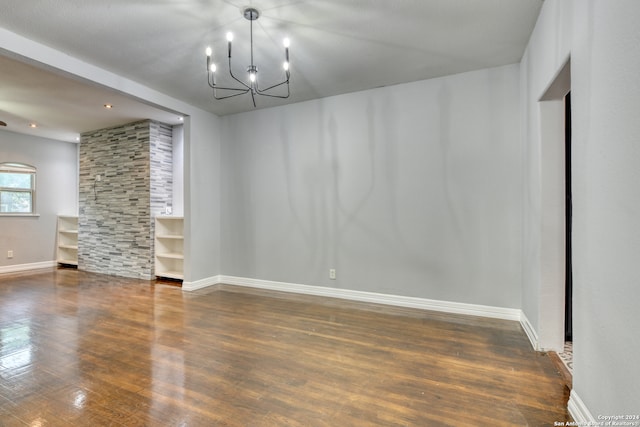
[205,7,291,108]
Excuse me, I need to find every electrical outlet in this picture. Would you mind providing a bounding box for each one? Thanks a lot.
[329,269,336,280]
[7,250,13,259]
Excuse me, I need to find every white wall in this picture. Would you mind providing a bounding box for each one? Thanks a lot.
[522,0,640,417]
[0,130,77,267]
[221,64,522,308]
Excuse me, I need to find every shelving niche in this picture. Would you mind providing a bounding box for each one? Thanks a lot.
[57,215,78,266]
[154,216,184,280]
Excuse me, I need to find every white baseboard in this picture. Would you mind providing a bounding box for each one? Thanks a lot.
[519,311,539,350]
[0,261,57,275]
[182,275,222,291]
[568,390,596,424]
[201,275,521,321]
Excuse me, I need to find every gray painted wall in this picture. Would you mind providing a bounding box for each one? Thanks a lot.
[182,112,221,283]
[0,130,77,267]
[571,0,640,416]
[221,64,522,308]
[522,0,640,416]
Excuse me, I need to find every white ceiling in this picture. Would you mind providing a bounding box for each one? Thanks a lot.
[0,0,543,142]
[0,55,185,142]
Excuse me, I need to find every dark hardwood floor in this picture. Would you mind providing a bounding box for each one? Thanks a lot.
[0,269,571,426]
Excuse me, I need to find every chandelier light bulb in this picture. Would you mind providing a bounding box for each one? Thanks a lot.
[205,47,212,57]
[210,63,217,73]
[283,61,289,71]
[226,32,234,42]
[249,72,256,83]
[283,38,290,48]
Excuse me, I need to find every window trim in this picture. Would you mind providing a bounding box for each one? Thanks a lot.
[0,162,37,216]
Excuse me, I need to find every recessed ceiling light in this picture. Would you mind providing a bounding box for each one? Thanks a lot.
[29,123,37,128]
[178,116,184,121]
[104,104,113,109]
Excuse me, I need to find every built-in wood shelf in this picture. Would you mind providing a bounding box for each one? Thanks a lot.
[57,215,78,266]
[154,216,184,281]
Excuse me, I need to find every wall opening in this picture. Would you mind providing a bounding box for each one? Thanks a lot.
[538,58,571,352]
[564,91,572,343]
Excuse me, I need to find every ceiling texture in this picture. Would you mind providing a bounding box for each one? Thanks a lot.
[0,0,543,142]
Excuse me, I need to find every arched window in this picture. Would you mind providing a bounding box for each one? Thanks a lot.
[0,163,36,214]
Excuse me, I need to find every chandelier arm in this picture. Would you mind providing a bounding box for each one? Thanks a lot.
[212,89,251,100]
[207,59,248,92]
[212,86,251,92]
[227,57,252,90]
[250,89,257,107]
[255,79,289,94]
[208,79,249,92]
[254,92,290,99]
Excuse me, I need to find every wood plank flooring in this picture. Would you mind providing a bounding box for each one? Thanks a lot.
[0,269,571,426]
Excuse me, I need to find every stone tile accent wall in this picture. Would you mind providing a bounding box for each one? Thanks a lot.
[150,120,174,217]
[79,120,173,279]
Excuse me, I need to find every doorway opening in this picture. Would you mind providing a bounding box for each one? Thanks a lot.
[558,91,574,375]
[564,91,572,343]
[538,57,571,355]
